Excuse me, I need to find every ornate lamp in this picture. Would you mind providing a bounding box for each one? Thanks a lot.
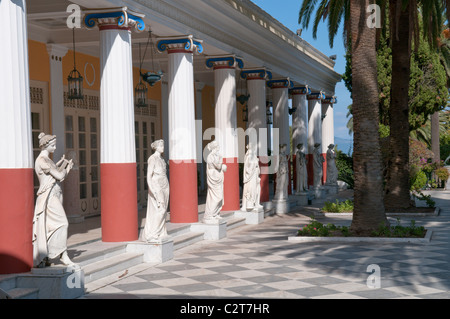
[140,30,163,87]
[134,79,148,108]
[67,28,83,100]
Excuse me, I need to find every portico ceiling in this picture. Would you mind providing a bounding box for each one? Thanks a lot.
[26,0,341,95]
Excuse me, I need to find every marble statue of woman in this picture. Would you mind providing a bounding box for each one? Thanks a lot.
[326,144,338,185]
[313,143,325,188]
[241,143,263,212]
[204,141,227,223]
[140,140,170,242]
[295,143,308,193]
[274,144,289,201]
[33,133,76,268]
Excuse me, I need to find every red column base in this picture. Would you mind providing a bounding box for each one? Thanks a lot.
[0,169,34,274]
[222,158,240,211]
[306,154,314,187]
[101,163,138,242]
[169,160,198,223]
[259,159,270,202]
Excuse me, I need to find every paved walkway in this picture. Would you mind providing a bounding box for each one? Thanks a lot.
[79,189,450,300]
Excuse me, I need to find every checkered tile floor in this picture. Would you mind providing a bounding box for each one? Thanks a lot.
[83,190,450,299]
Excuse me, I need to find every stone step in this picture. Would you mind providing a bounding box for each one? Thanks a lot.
[6,287,40,299]
[82,252,144,284]
[173,231,205,250]
[226,217,247,230]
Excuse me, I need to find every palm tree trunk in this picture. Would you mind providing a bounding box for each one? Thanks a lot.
[431,111,440,163]
[349,0,387,235]
[384,0,412,210]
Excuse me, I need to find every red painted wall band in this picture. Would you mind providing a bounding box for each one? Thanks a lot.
[0,169,34,274]
[169,160,198,223]
[100,163,138,242]
[222,158,240,211]
[306,154,314,187]
[259,159,269,203]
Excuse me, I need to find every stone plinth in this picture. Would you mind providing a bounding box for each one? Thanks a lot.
[127,238,174,264]
[323,184,339,195]
[273,199,289,214]
[313,186,326,199]
[191,220,227,240]
[294,192,309,205]
[18,266,85,299]
[234,210,264,224]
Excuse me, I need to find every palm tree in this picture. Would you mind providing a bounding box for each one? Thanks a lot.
[384,0,443,210]
[299,0,388,234]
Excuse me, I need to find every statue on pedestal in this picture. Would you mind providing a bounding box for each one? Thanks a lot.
[241,143,263,212]
[326,144,338,185]
[33,133,77,268]
[295,143,308,194]
[313,143,325,188]
[140,140,170,242]
[204,141,227,223]
[274,144,289,201]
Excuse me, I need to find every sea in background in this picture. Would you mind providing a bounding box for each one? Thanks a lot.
[334,136,353,155]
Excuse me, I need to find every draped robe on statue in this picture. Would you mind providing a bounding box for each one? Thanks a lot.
[141,153,169,242]
[32,154,69,267]
[204,152,225,221]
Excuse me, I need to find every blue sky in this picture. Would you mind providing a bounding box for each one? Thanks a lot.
[251,0,353,141]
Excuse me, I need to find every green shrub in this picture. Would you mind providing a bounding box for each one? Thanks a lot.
[410,169,427,191]
[322,199,354,213]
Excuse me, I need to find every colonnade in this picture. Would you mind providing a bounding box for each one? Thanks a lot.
[0,3,336,274]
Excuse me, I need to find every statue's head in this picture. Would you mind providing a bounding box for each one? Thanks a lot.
[38,132,56,151]
[151,139,164,153]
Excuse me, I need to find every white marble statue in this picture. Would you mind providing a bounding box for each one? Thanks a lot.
[326,144,338,185]
[295,143,308,193]
[33,133,76,268]
[241,143,263,212]
[204,141,227,223]
[140,140,170,242]
[313,142,325,188]
[274,144,289,201]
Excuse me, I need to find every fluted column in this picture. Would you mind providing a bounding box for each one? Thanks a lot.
[241,68,272,202]
[290,86,310,191]
[321,96,336,183]
[84,8,145,241]
[157,35,203,223]
[268,78,293,195]
[307,92,325,187]
[206,55,243,211]
[0,0,34,274]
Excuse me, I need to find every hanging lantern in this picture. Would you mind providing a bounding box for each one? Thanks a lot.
[242,105,248,122]
[140,30,163,87]
[237,94,250,105]
[266,106,273,124]
[67,28,83,100]
[135,80,148,108]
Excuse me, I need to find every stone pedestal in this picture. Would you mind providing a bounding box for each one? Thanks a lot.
[273,199,289,214]
[445,166,450,190]
[127,238,174,264]
[191,220,227,240]
[20,266,85,299]
[234,209,264,224]
[323,184,339,195]
[294,192,309,205]
[313,186,326,199]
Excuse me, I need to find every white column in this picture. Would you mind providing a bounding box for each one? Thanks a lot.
[307,92,324,187]
[206,56,242,211]
[268,79,292,154]
[0,0,34,274]
[84,8,145,242]
[194,81,205,192]
[46,44,69,161]
[161,80,169,163]
[291,87,309,150]
[321,100,335,153]
[157,35,203,223]
[241,68,272,202]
